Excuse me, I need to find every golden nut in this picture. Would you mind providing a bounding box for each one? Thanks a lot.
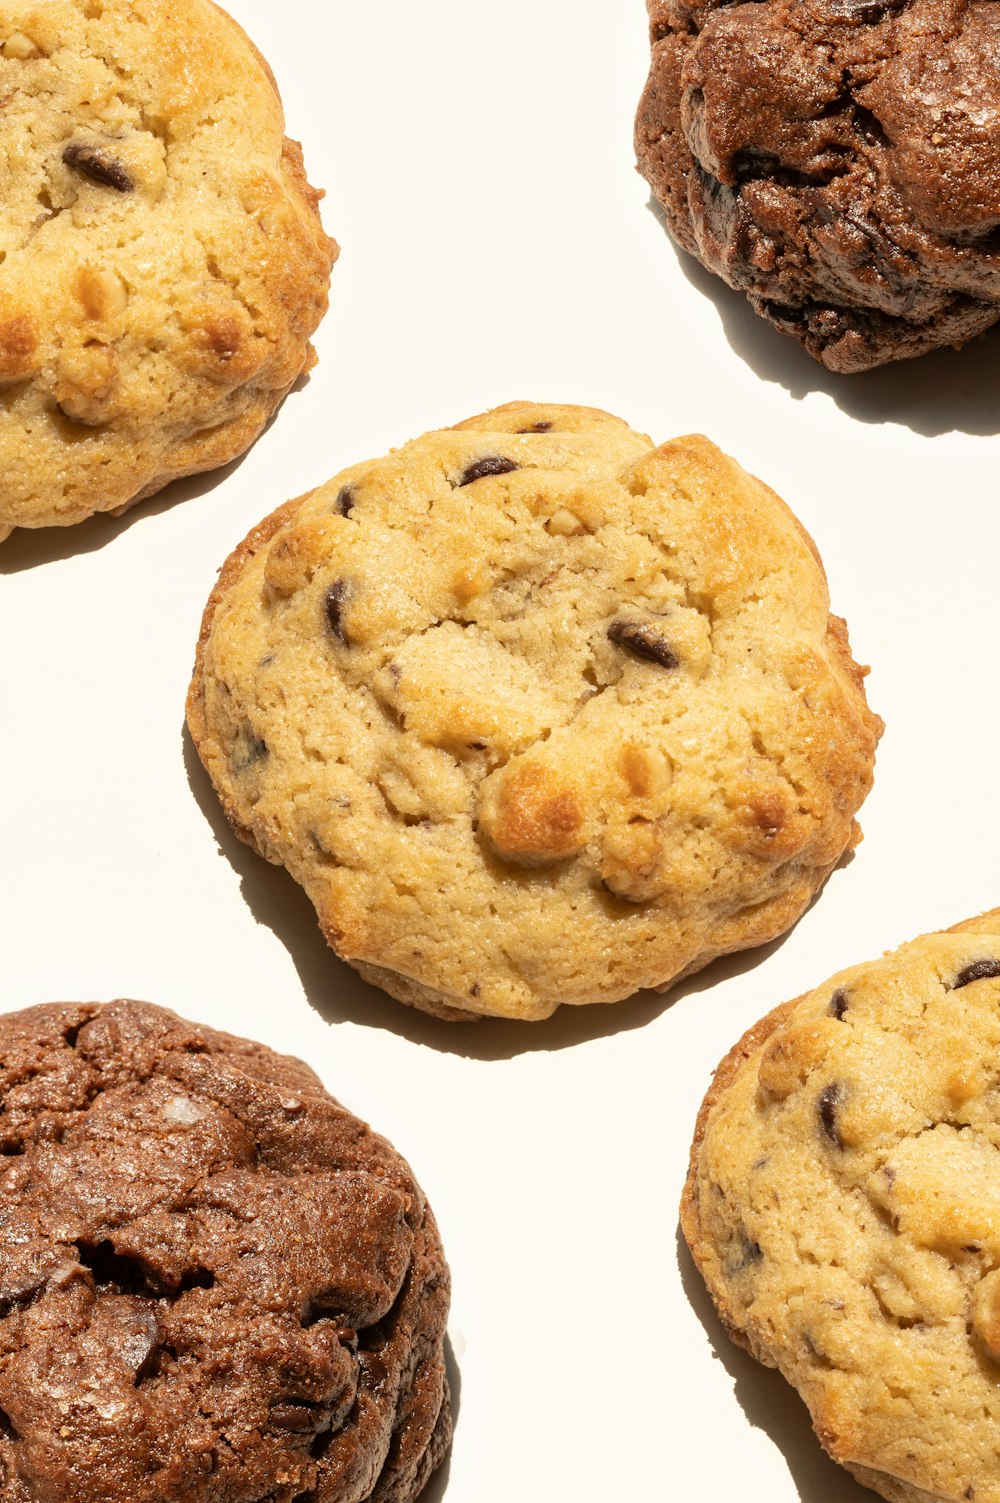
[620,742,673,800]
[972,1269,1000,1361]
[77,266,129,321]
[264,517,342,597]
[3,31,39,59]
[546,507,586,537]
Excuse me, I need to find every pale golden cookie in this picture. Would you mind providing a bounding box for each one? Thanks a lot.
[683,910,1000,1503]
[0,0,335,542]
[187,401,881,1022]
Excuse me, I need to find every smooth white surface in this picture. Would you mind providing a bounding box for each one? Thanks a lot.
[2,3,998,1500]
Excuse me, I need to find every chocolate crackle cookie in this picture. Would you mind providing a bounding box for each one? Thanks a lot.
[0,999,451,1502]
[683,910,1000,1503]
[636,0,1000,372]
[187,401,880,1023]
[0,0,335,543]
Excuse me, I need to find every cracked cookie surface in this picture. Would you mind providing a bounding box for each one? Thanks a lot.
[0,0,335,541]
[187,401,881,1023]
[0,999,451,1503]
[683,910,1000,1503]
[635,0,1000,372]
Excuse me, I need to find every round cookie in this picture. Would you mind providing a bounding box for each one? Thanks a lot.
[635,0,1000,372]
[683,910,1000,1503]
[0,0,335,541]
[0,999,451,1502]
[187,401,881,1023]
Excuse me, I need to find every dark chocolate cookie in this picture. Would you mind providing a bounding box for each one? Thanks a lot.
[635,0,1000,372]
[0,1000,451,1502]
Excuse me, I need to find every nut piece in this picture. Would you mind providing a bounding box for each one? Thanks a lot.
[479,760,586,866]
[3,31,39,58]
[973,1269,1000,1362]
[546,508,586,537]
[76,267,129,321]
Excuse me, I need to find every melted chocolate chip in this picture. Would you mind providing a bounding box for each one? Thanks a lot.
[325,580,351,644]
[829,988,849,1020]
[518,421,552,433]
[607,618,679,669]
[63,142,134,193]
[269,1401,327,1434]
[725,1233,763,1277]
[336,486,356,517]
[739,1237,763,1268]
[234,731,268,773]
[457,456,519,487]
[818,1083,844,1147]
[952,959,1000,990]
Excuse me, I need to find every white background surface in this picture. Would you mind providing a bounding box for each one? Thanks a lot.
[2,2,998,1499]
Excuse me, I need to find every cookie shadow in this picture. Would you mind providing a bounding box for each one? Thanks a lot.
[676,1229,871,1502]
[646,196,1000,438]
[418,1335,461,1503]
[0,457,249,574]
[183,723,836,1059]
[0,370,314,574]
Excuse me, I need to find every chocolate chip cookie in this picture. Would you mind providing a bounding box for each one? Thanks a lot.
[187,401,881,1022]
[0,999,451,1502]
[636,0,1000,372]
[0,0,335,542]
[683,910,1000,1503]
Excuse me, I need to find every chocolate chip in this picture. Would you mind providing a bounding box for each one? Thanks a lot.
[818,1083,844,1147]
[234,730,268,772]
[952,959,1000,990]
[63,142,134,193]
[829,988,849,1019]
[325,580,351,644]
[360,1350,389,1387]
[336,486,355,517]
[269,1401,327,1434]
[724,1235,763,1277]
[457,456,519,487]
[518,421,552,433]
[607,617,679,669]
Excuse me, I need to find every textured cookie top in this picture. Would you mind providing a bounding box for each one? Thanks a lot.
[0,0,334,538]
[683,911,1000,1503]
[189,402,880,1022]
[0,1000,450,1503]
[636,0,1000,371]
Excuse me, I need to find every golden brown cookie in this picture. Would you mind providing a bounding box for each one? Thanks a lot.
[0,0,335,541]
[683,910,1000,1503]
[187,401,881,1022]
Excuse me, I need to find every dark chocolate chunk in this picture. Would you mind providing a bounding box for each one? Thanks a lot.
[457,456,519,487]
[63,142,134,193]
[952,959,1000,990]
[335,486,356,517]
[607,617,679,669]
[325,580,351,644]
[829,988,849,1020]
[818,1083,845,1147]
[269,1401,328,1434]
[234,729,268,773]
